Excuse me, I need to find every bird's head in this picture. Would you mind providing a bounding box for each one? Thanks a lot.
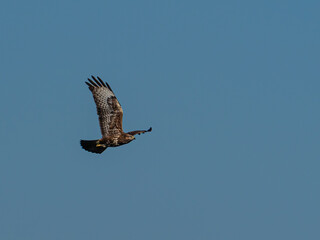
[126,134,136,141]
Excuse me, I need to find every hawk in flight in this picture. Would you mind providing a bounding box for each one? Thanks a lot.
[80,76,152,154]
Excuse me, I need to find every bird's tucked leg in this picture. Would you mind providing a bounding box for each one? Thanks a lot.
[80,139,107,154]
[96,143,106,147]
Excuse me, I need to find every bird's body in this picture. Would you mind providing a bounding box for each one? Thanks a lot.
[98,133,135,148]
[80,76,152,154]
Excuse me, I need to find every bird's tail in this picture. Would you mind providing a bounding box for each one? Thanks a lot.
[80,140,107,154]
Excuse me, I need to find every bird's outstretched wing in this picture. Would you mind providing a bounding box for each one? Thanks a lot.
[85,76,123,137]
[127,127,152,136]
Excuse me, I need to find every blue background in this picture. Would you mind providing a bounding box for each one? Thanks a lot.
[1,0,319,239]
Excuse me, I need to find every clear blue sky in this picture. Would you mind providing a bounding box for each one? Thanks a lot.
[1,0,319,239]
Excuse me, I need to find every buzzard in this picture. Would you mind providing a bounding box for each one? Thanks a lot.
[80,76,152,154]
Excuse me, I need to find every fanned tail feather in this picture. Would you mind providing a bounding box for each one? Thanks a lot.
[80,140,107,154]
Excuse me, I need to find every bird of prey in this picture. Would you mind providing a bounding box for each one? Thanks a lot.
[80,76,152,154]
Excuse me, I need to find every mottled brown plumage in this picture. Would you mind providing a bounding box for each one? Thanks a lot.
[80,76,152,154]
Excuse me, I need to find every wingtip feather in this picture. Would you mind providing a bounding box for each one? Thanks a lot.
[105,82,114,92]
[92,76,103,87]
[85,81,95,90]
[97,76,107,87]
[88,79,99,87]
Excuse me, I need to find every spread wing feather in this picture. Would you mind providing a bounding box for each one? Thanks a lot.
[85,76,123,137]
[127,127,152,136]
